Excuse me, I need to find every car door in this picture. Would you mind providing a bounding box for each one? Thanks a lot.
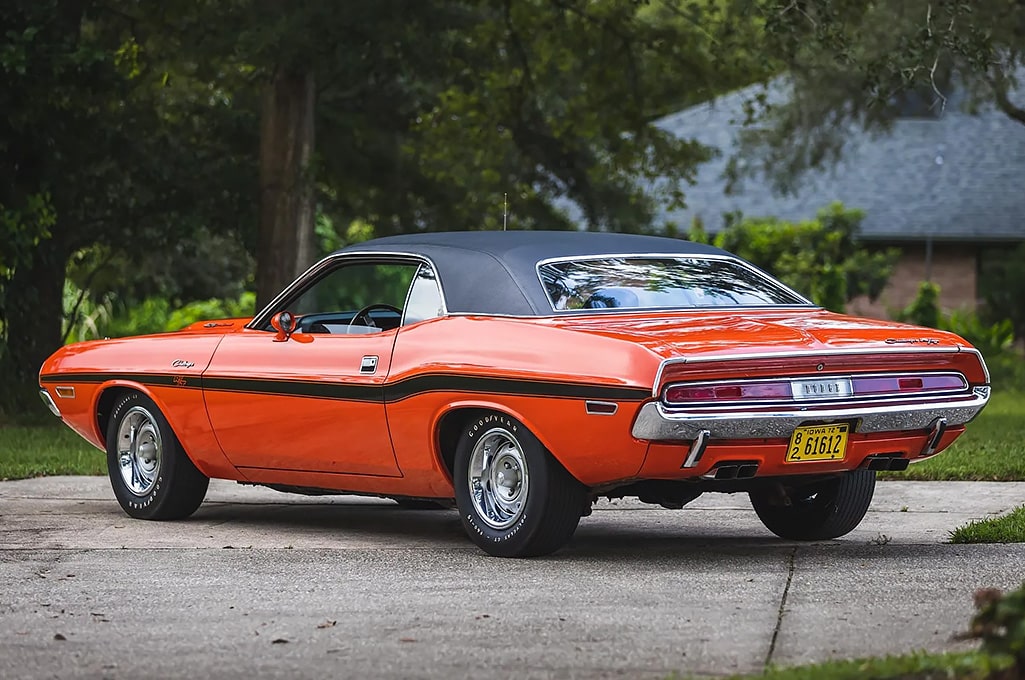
[202,257,423,477]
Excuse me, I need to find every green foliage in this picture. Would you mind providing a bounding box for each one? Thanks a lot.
[963,583,1025,673]
[951,507,1025,545]
[898,283,1024,391]
[64,285,256,343]
[978,243,1025,342]
[711,203,897,311]
[901,282,942,330]
[0,192,55,276]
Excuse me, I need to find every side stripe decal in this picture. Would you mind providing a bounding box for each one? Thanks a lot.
[39,372,650,403]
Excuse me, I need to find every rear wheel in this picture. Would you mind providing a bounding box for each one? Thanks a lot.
[454,412,584,557]
[106,392,209,520]
[749,470,876,540]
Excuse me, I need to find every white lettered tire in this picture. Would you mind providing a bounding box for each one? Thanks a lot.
[454,411,584,557]
[105,392,209,520]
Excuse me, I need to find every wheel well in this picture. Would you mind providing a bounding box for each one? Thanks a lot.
[435,408,485,479]
[95,387,132,442]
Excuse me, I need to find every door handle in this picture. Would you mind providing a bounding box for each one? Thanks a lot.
[360,356,378,374]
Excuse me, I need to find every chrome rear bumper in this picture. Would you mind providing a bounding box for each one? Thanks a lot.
[631,388,990,441]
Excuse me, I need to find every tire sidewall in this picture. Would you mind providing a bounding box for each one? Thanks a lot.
[106,392,179,519]
[454,412,550,555]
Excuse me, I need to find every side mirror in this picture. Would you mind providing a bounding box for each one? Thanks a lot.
[270,311,297,342]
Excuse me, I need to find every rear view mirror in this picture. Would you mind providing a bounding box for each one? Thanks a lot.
[270,311,297,342]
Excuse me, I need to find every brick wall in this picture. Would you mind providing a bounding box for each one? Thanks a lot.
[847,242,978,320]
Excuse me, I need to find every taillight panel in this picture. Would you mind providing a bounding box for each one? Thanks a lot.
[662,372,968,407]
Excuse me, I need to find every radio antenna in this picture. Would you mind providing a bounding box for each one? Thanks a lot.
[503,193,508,231]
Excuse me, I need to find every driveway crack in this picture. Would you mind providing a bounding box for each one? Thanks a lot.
[764,546,797,670]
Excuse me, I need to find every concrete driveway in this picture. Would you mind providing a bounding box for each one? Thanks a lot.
[1,476,1023,679]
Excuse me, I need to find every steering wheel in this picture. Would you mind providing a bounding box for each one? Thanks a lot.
[349,303,401,328]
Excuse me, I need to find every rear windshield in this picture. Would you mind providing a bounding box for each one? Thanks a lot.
[537,256,809,311]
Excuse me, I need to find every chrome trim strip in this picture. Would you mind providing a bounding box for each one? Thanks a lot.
[584,400,619,416]
[651,346,989,397]
[249,251,450,330]
[534,252,814,313]
[631,392,989,441]
[39,389,61,418]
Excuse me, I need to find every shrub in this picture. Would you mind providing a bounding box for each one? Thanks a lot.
[709,203,898,312]
[898,281,1024,391]
[963,583,1025,676]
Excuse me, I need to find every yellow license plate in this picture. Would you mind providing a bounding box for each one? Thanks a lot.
[786,423,849,462]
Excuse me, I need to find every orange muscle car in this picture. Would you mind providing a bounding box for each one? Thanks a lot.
[39,231,990,557]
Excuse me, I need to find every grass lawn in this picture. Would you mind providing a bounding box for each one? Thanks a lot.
[950,505,1025,544]
[884,391,1025,481]
[0,424,105,480]
[719,650,1009,680]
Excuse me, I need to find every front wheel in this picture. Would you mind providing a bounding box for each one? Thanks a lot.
[106,392,209,520]
[749,470,876,540]
[454,412,584,557]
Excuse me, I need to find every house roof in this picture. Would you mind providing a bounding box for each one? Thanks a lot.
[657,79,1025,242]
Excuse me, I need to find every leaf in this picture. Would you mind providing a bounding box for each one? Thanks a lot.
[316,620,336,629]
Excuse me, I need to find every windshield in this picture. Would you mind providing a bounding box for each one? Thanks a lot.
[538,256,810,311]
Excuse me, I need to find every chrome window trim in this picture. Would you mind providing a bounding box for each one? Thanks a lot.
[534,252,815,313]
[650,346,991,397]
[248,251,450,330]
[400,262,445,327]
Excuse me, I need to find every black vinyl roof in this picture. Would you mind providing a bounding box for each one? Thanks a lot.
[337,230,731,316]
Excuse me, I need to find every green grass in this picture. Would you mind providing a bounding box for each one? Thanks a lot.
[885,391,1025,481]
[0,424,106,480]
[715,650,1010,680]
[950,505,1025,544]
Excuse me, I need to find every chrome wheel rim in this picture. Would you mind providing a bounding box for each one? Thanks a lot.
[116,406,162,496]
[467,427,529,530]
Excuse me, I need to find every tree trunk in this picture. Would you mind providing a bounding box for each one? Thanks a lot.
[255,68,317,309]
[0,236,69,413]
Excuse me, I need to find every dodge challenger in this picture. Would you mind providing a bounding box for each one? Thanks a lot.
[38,231,991,557]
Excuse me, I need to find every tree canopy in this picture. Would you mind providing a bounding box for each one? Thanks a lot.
[746,0,1025,185]
[0,0,773,410]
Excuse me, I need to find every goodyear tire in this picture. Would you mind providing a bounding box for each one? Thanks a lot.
[749,470,876,540]
[454,412,584,557]
[106,392,209,520]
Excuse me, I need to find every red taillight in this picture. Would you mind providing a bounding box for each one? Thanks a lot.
[664,373,967,406]
[664,381,792,404]
[851,374,965,395]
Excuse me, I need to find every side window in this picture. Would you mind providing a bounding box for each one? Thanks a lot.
[285,261,419,334]
[402,265,444,326]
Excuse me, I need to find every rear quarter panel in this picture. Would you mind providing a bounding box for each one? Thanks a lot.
[386,316,661,492]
